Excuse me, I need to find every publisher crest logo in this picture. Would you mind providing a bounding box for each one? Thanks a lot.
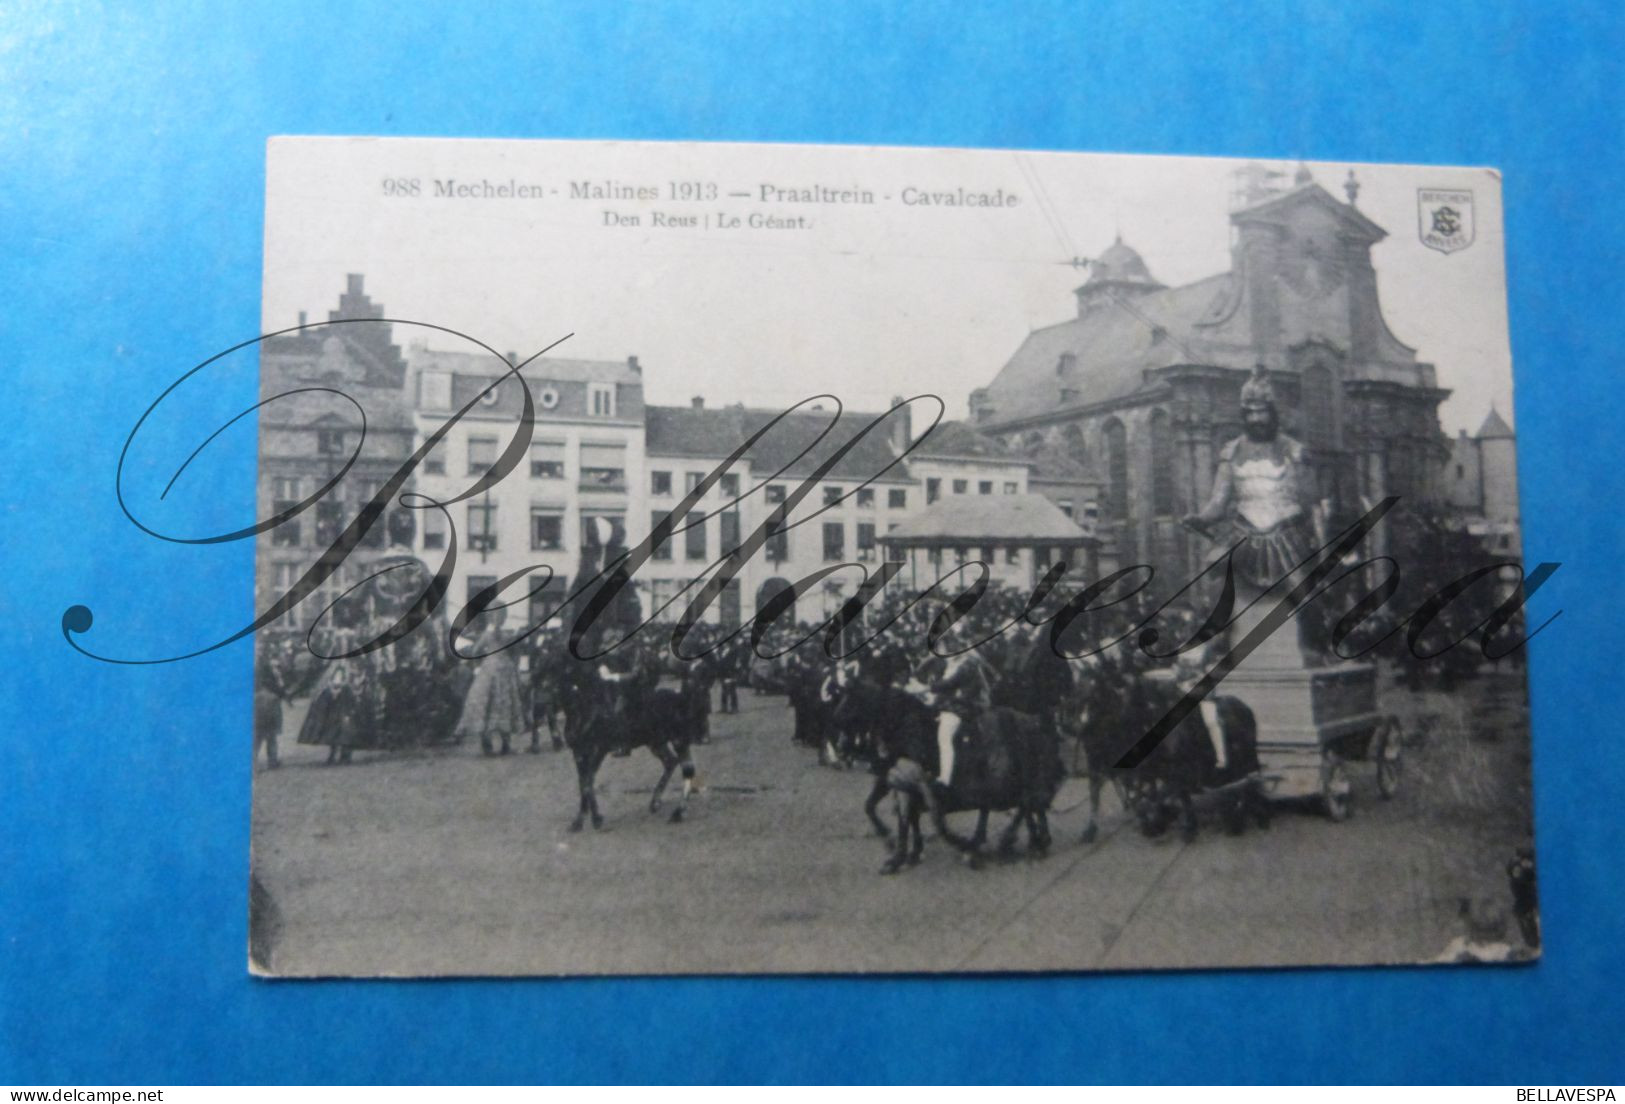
[1419,187,1475,254]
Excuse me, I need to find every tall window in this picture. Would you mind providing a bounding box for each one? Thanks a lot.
[823,485,844,507]
[467,499,498,552]
[685,515,707,560]
[271,477,301,547]
[588,382,616,417]
[766,525,789,563]
[926,478,941,504]
[651,470,672,496]
[720,510,741,554]
[856,487,875,509]
[579,443,626,490]
[530,440,565,479]
[468,435,497,475]
[823,522,845,562]
[315,499,343,545]
[421,510,448,550]
[467,575,497,605]
[685,471,704,494]
[1150,409,1176,517]
[650,510,673,561]
[888,488,907,509]
[530,508,563,551]
[721,473,741,498]
[317,428,345,456]
[857,522,877,562]
[1103,418,1129,521]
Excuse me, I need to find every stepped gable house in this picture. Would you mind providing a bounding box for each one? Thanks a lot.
[257,275,419,630]
[968,166,1452,581]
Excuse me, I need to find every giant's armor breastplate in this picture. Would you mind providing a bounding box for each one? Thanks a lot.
[1232,455,1304,532]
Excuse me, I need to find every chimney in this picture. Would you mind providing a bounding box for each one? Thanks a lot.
[691,395,705,410]
[890,395,913,455]
[627,355,641,375]
[346,273,364,295]
[297,311,307,328]
[505,350,518,366]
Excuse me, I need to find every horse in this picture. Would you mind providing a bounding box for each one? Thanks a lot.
[830,673,1061,873]
[557,659,702,832]
[1115,673,1270,843]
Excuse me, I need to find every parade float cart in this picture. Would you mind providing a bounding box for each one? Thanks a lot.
[1226,661,1400,819]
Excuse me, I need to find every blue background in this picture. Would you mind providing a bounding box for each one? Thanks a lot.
[2,0,1621,1085]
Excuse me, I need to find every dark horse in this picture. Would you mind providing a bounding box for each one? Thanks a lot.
[1114,672,1271,843]
[558,662,704,832]
[830,675,1063,874]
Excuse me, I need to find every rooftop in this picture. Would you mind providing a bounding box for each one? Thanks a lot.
[884,493,1094,546]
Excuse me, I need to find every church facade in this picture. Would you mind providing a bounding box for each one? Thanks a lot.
[969,167,1452,584]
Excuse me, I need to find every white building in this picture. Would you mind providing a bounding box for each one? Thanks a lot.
[407,343,647,627]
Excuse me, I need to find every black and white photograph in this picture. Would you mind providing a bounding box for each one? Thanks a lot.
[247,137,1535,977]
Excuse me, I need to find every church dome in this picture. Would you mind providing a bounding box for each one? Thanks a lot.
[1086,236,1160,288]
[1074,235,1164,315]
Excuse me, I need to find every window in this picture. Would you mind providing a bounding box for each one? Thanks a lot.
[530,441,565,479]
[1003,481,1018,494]
[953,546,968,563]
[271,477,301,546]
[685,471,704,494]
[926,478,941,504]
[529,577,564,630]
[467,575,497,605]
[273,562,299,590]
[953,480,968,495]
[1103,418,1129,521]
[421,510,448,550]
[1059,499,1074,519]
[530,509,563,551]
[467,499,498,552]
[315,499,343,545]
[1005,547,1019,565]
[423,455,446,476]
[765,483,786,504]
[651,470,672,496]
[823,485,844,507]
[317,428,345,455]
[580,442,626,491]
[650,510,673,561]
[857,522,877,562]
[721,473,740,498]
[888,488,907,509]
[588,382,616,417]
[650,578,680,621]
[1455,463,1465,480]
[823,522,845,562]
[766,526,789,563]
[685,515,707,561]
[720,511,741,555]
[978,481,993,495]
[580,513,626,554]
[468,435,497,475]
[856,487,875,509]
[1150,409,1176,516]
[928,547,942,565]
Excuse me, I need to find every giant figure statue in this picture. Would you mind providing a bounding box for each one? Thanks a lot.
[1182,363,1328,668]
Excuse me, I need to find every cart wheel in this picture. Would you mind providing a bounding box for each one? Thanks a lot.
[1322,758,1352,821]
[1375,717,1402,800]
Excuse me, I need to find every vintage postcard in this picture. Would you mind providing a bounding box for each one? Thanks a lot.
[249,137,1537,976]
